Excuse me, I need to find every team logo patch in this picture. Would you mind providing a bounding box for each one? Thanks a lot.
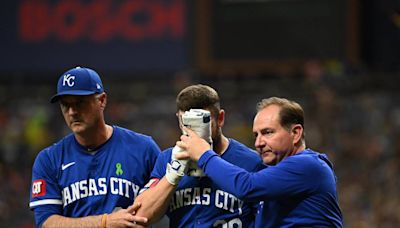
[32,179,46,197]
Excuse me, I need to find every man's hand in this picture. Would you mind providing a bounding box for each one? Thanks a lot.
[176,128,211,162]
[106,203,148,227]
[41,203,149,228]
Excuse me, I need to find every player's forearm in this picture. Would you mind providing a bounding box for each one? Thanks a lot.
[42,214,103,228]
[134,177,175,224]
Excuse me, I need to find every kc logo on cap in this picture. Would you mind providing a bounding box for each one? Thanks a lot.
[63,74,75,87]
[50,66,104,103]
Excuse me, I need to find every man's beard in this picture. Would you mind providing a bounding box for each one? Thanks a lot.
[211,130,222,150]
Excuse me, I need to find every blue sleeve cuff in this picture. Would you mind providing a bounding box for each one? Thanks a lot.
[198,150,218,170]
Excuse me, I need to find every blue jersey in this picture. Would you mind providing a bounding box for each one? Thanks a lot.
[151,138,265,228]
[198,148,343,228]
[29,126,160,227]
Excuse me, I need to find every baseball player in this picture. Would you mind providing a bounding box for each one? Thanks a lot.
[176,97,344,227]
[29,67,160,227]
[133,84,265,227]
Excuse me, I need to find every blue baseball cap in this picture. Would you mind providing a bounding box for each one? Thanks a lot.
[50,67,104,103]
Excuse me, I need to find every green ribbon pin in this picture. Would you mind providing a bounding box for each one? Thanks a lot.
[115,163,123,176]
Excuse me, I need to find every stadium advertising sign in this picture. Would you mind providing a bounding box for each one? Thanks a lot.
[1,0,188,73]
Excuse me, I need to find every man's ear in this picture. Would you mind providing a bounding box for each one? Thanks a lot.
[99,93,107,109]
[291,124,303,145]
[217,109,225,128]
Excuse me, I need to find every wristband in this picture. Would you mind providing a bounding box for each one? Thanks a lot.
[101,213,107,228]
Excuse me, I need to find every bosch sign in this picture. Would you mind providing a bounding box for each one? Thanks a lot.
[18,0,185,42]
[0,0,188,72]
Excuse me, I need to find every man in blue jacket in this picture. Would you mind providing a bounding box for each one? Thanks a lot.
[177,96,343,227]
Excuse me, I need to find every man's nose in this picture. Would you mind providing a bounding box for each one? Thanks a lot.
[255,135,264,148]
[67,105,78,115]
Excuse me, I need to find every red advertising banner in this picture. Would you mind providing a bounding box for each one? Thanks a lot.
[1,0,188,73]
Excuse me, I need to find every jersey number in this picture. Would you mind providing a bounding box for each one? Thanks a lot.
[213,218,242,228]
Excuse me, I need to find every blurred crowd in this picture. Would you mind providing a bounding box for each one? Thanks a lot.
[0,61,399,227]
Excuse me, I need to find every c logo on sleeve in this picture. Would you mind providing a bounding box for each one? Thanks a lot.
[32,179,46,197]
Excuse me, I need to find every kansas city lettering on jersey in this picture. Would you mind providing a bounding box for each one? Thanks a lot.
[62,177,141,207]
[170,187,244,214]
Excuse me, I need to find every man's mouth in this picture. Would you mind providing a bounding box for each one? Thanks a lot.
[260,149,271,155]
[70,120,81,125]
